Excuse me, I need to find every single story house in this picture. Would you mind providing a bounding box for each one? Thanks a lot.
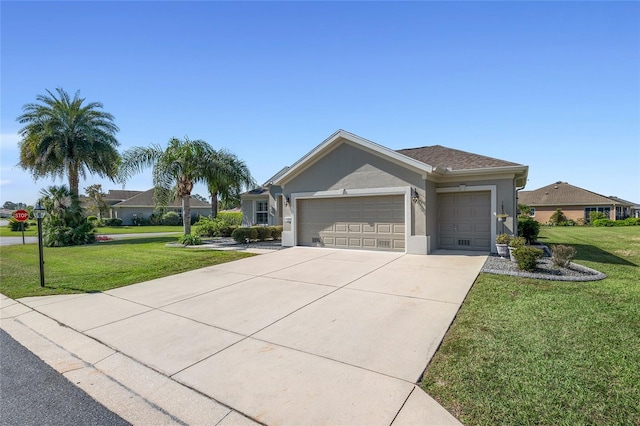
[518,182,639,223]
[241,130,528,254]
[110,189,212,225]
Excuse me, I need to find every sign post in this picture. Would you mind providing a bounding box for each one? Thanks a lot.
[12,209,29,245]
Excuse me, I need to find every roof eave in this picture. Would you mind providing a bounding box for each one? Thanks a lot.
[433,165,529,186]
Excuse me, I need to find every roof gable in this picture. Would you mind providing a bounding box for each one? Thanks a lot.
[273,130,433,185]
[519,182,623,206]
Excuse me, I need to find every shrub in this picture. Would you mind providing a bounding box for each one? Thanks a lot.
[87,215,98,222]
[254,226,272,241]
[217,211,242,226]
[496,233,511,244]
[557,220,576,226]
[132,215,149,226]
[589,211,608,223]
[518,217,540,244]
[513,246,543,272]
[575,218,587,226]
[222,225,237,237]
[624,217,640,226]
[549,208,567,225]
[193,217,235,238]
[43,221,96,247]
[231,227,258,243]
[8,218,29,231]
[179,234,202,246]
[103,218,123,227]
[161,211,181,226]
[270,225,283,240]
[508,236,526,248]
[592,218,613,227]
[551,244,577,268]
[148,213,163,226]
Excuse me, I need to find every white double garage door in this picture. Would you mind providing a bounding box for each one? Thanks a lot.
[296,192,491,252]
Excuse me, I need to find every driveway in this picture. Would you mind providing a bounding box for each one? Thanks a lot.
[2,247,486,425]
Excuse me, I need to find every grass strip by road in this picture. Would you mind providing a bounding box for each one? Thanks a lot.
[422,226,640,425]
[0,236,254,299]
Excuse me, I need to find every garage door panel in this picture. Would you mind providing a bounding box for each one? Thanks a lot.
[298,195,404,252]
[438,192,490,251]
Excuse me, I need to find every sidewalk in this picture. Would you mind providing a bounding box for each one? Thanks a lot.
[1,293,260,425]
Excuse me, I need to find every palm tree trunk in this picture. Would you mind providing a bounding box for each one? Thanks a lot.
[68,166,80,197]
[210,191,218,218]
[182,195,191,235]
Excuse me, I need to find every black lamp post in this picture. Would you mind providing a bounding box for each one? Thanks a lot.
[34,202,46,287]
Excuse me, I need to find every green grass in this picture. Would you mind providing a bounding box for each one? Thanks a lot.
[0,225,38,237]
[0,236,254,299]
[0,225,182,237]
[422,226,640,425]
[94,225,183,234]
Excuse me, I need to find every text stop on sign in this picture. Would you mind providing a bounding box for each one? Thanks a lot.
[13,209,29,222]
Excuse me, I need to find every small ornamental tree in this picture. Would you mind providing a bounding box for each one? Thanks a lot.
[549,208,567,225]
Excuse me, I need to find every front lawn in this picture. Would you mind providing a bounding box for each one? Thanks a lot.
[0,225,183,238]
[422,226,640,425]
[94,225,183,234]
[0,236,254,299]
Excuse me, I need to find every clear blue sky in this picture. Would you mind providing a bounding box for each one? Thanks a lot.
[1,1,639,206]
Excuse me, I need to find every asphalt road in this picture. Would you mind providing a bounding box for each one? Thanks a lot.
[0,329,130,426]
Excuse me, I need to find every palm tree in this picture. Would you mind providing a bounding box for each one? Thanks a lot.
[204,149,255,218]
[16,88,120,196]
[119,137,215,235]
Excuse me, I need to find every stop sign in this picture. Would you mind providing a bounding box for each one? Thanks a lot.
[13,209,29,222]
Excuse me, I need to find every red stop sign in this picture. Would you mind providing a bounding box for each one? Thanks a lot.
[13,209,29,222]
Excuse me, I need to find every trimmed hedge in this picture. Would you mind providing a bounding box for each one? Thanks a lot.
[232,227,258,243]
[103,218,123,227]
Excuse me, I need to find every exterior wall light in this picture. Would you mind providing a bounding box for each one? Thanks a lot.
[411,188,419,203]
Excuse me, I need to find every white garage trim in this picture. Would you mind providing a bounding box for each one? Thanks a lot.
[290,187,411,252]
[436,185,497,251]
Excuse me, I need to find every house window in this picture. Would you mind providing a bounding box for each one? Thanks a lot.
[529,208,536,217]
[256,200,268,225]
[584,206,610,220]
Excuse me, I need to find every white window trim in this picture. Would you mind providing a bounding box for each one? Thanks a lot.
[255,199,269,225]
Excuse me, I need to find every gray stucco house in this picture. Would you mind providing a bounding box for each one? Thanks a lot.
[241,130,528,254]
[110,189,211,225]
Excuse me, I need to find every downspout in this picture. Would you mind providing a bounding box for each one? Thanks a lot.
[515,179,527,237]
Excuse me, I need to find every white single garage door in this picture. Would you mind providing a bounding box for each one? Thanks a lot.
[297,195,405,252]
[438,192,491,251]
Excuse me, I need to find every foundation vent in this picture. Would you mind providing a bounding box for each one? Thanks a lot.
[377,240,391,248]
[458,239,471,247]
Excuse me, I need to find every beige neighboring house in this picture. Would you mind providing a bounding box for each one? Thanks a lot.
[241,129,528,254]
[518,182,639,224]
[110,189,211,225]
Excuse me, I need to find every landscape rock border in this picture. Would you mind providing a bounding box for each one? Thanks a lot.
[482,252,606,282]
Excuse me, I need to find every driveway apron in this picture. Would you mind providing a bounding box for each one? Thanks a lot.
[12,247,486,425]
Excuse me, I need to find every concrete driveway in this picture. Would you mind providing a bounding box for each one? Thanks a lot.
[2,247,486,425]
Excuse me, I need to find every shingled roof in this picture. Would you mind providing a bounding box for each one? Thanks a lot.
[113,189,211,207]
[105,190,143,203]
[396,145,522,171]
[518,182,633,206]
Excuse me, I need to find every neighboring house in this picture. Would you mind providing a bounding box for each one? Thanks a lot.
[241,129,528,254]
[519,182,639,223]
[110,189,211,225]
